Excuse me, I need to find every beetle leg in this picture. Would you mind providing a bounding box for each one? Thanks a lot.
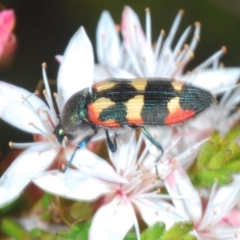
[60,130,98,172]
[141,127,164,176]
[105,129,117,152]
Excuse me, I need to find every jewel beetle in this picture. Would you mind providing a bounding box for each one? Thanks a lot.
[55,78,215,172]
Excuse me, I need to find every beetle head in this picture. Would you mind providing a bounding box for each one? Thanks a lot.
[54,88,92,144]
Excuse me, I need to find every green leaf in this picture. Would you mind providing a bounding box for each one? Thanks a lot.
[0,198,27,216]
[207,149,229,169]
[41,193,51,208]
[224,160,240,172]
[190,127,240,188]
[62,221,91,240]
[29,228,44,238]
[67,201,93,220]
[28,228,61,240]
[182,234,197,240]
[197,140,216,168]
[225,126,240,141]
[124,231,137,240]
[211,131,221,144]
[228,142,240,161]
[192,170,232,187]
[1,218,28,240]
[161,221,194,240]
[141,222,166,240]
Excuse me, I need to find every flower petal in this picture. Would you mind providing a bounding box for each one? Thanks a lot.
[55,55,63,63]
[121,6,154,76]
[133,197,183,228]
[121,6,146,54]
[165,163,202,224]
[68,149,128,184]
[33,169,113,201]
[57,27,94,104]
[109,131,137,174]
[0,144,58,207]
[199,175,240,230]
[0,81,50,134]
[174,138,208,169]
[203,226,240,240]
[89,197,135,240]
[96,11,121,68]
[181,68,240,94]
[94,64,135,82]
[145,126,173,157]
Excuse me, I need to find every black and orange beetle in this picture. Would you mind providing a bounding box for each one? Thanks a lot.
[55,78,215,172]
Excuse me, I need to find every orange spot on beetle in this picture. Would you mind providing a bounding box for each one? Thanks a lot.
[127,118,144,125]
[165,109,195,125]
[93,81,116,92]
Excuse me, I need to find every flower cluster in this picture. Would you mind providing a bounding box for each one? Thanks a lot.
[0,27,95,206]
[0,6,240,240]
[97,6,240,157]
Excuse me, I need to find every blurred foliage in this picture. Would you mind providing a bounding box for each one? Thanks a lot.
[189,125,240,187]
[134,221,195,240]
[1,216,196,240]
[1,218,29,240]
[0,189,196,239]
[0,193,94,239]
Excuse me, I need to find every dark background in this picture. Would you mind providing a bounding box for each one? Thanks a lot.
[0,0,240,161]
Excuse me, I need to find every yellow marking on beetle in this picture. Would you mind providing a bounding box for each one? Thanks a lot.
[130,78,147,91]
[167,97,181,113]
[93,81,117,92]
[171,81,184,92]
[125,95,144,124]
[88,97,115,119]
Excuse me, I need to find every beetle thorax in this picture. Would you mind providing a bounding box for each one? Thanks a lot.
[61,88,92,135]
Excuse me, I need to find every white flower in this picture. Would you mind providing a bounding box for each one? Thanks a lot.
[96,6,240,167]
[96,7,240,92]
[165,163,240,239]
[32,131,201,240]
[0,27,98,207]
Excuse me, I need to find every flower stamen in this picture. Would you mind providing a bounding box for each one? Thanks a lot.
[42,63,57,118]
[42,109,55,129]
[21,93,52,131]
[29,122,49,137]
[132,25,150,76]
[187,22,201,57]
[145,7,151,47]
[9,141,40,149]
[53,92,61,115]
[172,26,191,60]
[154,29,165,63]
[194,46,227,72]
